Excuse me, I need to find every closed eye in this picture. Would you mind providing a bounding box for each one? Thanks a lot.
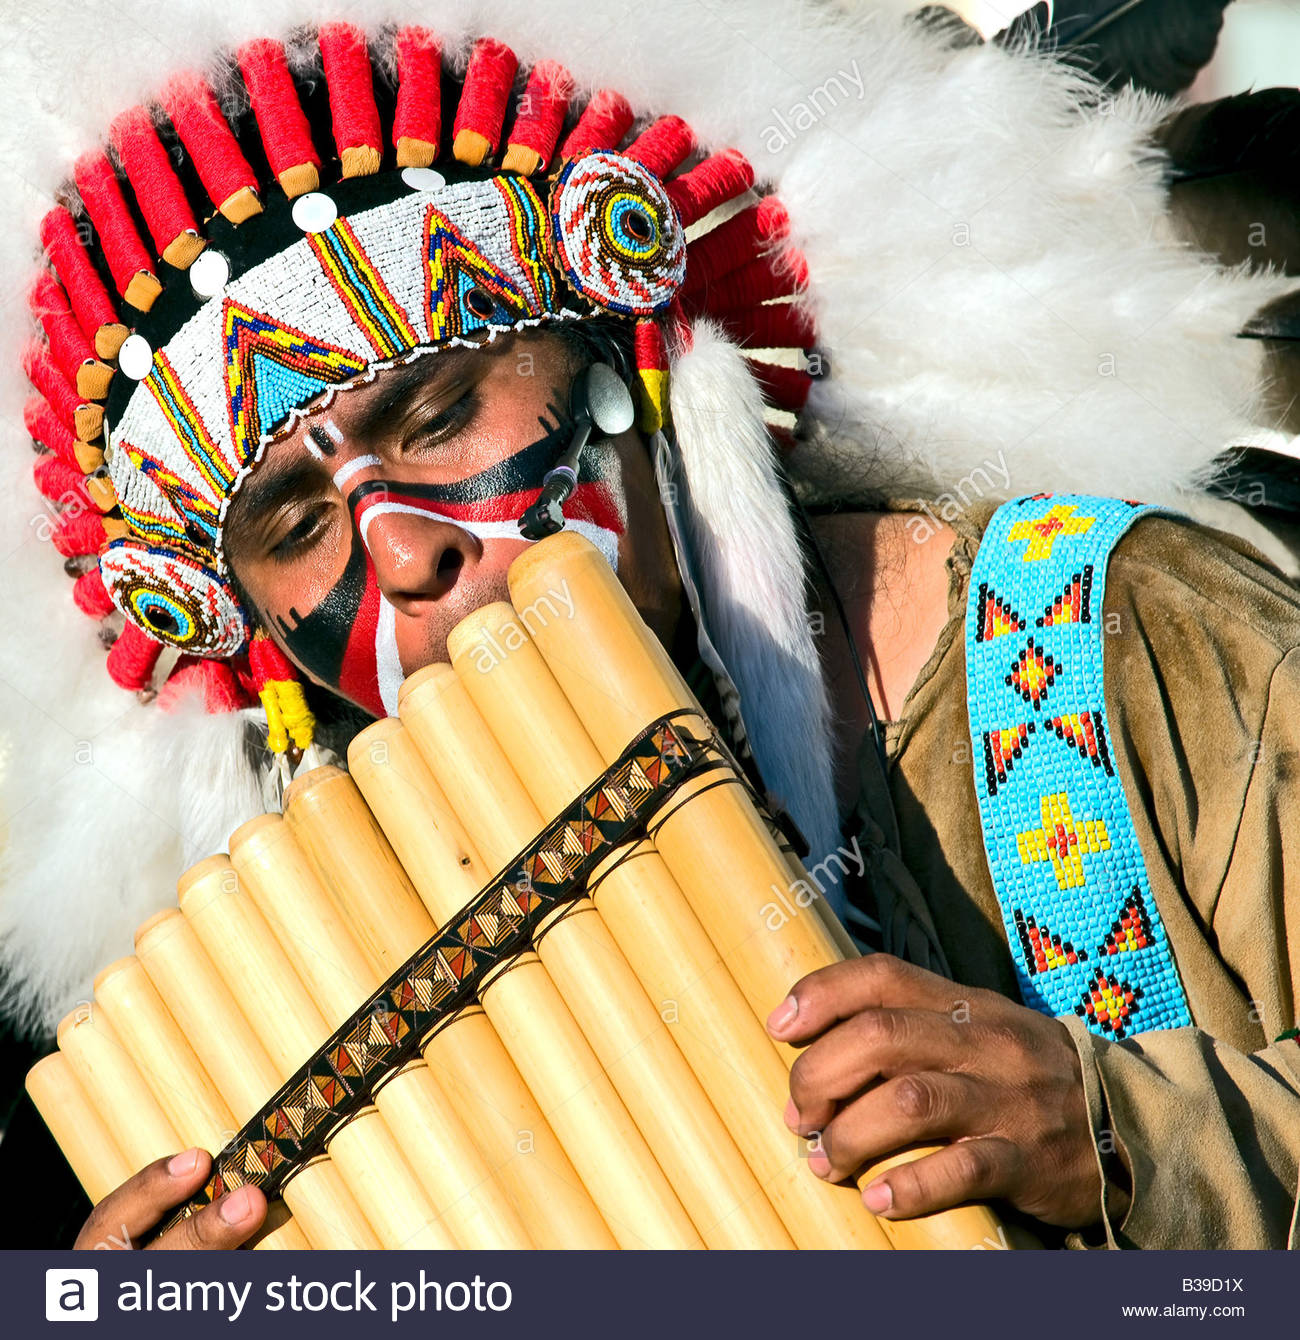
[270,505,331,561]
[402,385,480,454]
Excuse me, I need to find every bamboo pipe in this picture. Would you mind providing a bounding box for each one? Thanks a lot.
[26,1052,132,1207]
[92,954,309,1250]
[399,662,792,1249]
[391,672,703,1249]
[135,907,377,1251]
[286,752,617,1250]
[509,532,1008,1251]
[230,811,533,1251]
[447,602,890,1250]
[176,857,453,1250]
[57,1006,179,1168]
[55,1005,307,1249]
[93,956,239,1155]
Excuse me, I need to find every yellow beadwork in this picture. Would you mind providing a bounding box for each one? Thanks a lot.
[1007,503,1095,562]
[1016,791,1110,890]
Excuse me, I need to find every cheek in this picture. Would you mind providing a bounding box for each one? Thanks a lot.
[562,443,629,569]
[250,539,391,719]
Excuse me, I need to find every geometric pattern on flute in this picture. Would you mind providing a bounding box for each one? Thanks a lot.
[153,714,716,1239]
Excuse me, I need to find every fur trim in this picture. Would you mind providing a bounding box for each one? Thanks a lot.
[669,321,842,883]
[0,458,265,1038]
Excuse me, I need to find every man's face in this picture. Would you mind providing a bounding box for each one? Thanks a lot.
[223,329,681,718]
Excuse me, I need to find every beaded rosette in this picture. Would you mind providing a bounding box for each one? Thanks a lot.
[965,494,1192,1040]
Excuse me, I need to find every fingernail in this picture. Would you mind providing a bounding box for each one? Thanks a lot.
[219,1187,255,1226]
[808,1149,830,1178]
[783,1097,798,1129]
[863,1179,893,1213]
[767,995,798,1034]
[167,1148,200,1177]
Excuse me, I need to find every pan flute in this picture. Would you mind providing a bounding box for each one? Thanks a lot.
[28,533,1017,1250]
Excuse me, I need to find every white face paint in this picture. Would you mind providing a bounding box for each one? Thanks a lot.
[332,453,383,490]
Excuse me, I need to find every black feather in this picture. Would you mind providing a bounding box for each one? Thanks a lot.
[1158,90,1300,276]
[1209,447,1300,521]
[994,0,1230,95]
[1242,291,1300,343]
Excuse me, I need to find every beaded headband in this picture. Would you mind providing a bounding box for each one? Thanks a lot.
[23,23,817,715]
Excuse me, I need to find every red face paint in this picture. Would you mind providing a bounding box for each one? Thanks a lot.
[271,432,627,718]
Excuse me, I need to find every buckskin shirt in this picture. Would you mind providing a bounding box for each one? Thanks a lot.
[852,500,1300,1249]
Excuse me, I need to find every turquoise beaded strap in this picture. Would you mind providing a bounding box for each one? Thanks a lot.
[964,494,1191,1040]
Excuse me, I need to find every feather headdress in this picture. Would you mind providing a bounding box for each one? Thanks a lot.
[0,0,1294,1037]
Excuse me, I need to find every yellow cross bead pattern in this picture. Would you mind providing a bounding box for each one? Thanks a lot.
[1016,791,1110,890]
[1007,503,1095,562]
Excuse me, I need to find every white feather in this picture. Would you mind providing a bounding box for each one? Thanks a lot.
[0,442,264,1037]
[670,321,842,877]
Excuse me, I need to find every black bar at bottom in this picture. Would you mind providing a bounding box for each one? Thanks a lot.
[12,1247,1291,1339]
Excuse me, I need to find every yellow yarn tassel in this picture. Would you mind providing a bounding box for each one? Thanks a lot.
[258,679,316,754]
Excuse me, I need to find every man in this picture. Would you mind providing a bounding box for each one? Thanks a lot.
[1,4,1297,1250]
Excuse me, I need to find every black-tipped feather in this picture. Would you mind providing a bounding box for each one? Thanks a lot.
[994,0,1230,95]
[1210,447,1300,521]
[1158,90,1300,276]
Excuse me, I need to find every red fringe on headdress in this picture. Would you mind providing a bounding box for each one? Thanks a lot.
[683,198,792,299]
[504,60,573,171]
[111,107,202,264]
[393,27,442,164]
[560,88,634,159]
[238,38,321,193]
[711,302,816,351]
[51,509,106,558]
[626,116,695,179]
[107,622,164,691]
[24,397,80,469]
[72,567,116,619]
[28,272,95,387]
[23,343,81,434]
[162,73,261,217]
[39,208,124,357]
[746,359,812,413]
[665,150,754,227]
[34,453,92,508]
[72,151,159,307]
[319,22,383,176]
[158,657,254,714]
[453,38,518,163]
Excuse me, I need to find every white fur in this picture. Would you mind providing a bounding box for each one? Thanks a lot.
[0,443,265,1037]
[0,0,1295,1036]
[670,322,842,875]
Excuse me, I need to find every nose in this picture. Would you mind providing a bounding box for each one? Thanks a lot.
[360,506,480,614]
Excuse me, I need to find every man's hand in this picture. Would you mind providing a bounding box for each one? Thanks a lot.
[74,1148,266,1250]
[767,954,1104,1229]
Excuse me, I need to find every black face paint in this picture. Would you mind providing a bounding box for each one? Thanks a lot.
[306,424,337,457]
[273,530,384,716]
